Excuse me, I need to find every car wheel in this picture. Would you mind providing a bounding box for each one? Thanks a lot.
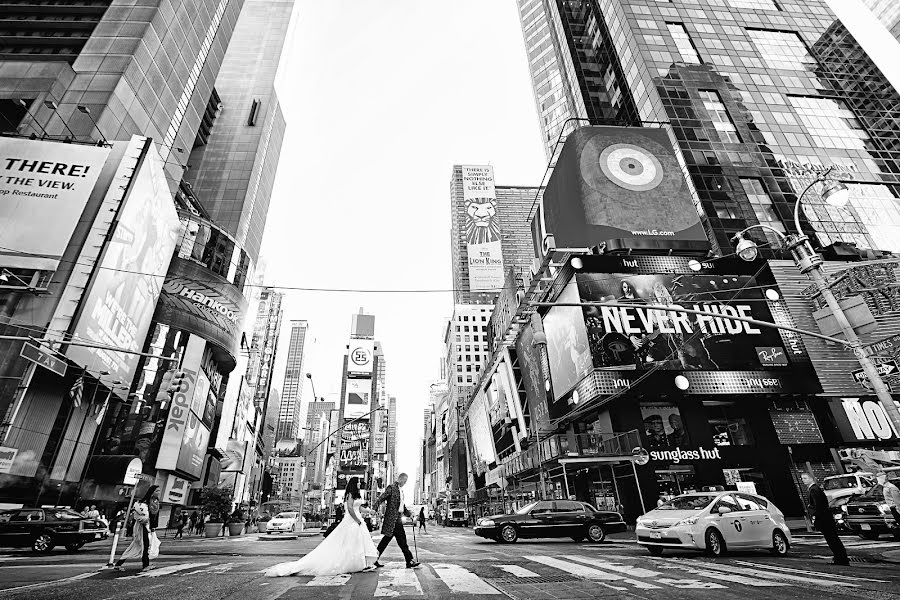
[587,524,606,543]
[647,546,664,556]
[500,524,518,543]
[65,542,85,552]
[571,536,585,542]
[770,530,789,556]
[705,528,726,557]
[32,532,54,553]
[858,531,880,540]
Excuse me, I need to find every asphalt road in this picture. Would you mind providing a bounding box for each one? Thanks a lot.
[1,525,899,600]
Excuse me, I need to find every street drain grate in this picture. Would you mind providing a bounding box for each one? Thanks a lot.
[489,575,579,584]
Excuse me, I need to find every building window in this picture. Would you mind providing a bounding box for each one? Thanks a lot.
[788,96,869,150]
[698,91,741,143]
[747,29,811,70]
[726,0,780,9]
[666,23,702,64]
[704,402,756,446]
[740,179,785,245]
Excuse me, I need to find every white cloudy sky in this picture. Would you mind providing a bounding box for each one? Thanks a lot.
[258,0,899,489]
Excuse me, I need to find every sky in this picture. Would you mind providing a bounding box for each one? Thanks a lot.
[259,0,547,488]
[257,0,900,493]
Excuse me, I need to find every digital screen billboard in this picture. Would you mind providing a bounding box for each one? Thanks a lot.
[462,165,505,291]
[537,126,708,254]
[344,378,371,419]
[543,281,592,399]
[576,271,791,371]
[339,421,369,469]
[347,339,374,375]
[466,390,497,474]
[67,139,179,388]
[0,137,110,270]
[515,322,552,435]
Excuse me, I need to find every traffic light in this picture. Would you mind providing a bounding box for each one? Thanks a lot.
[154,369,175,409]
[168,370,188,396]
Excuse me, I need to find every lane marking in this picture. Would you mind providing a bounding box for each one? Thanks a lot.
[432,563,502,595]
[498,564,540,578]
[655,560,786,587]
[374,563,424,597]
[306,574,351,586]
[731,560,890,583]
[0,571,96,594]
[672,559,857,587]
[120,562,211,579]
[566,556,724,590]
[526,555,659,589]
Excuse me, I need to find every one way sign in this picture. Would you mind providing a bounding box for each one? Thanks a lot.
[852,360,899,388]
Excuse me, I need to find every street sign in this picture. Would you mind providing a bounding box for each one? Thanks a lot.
[123,458,143,485]
[20,342,67,377]
[861,333,900,358]
[852,360,899,387]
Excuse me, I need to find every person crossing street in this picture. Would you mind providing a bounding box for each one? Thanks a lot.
[372,473,420,569]
[801,472,848,566]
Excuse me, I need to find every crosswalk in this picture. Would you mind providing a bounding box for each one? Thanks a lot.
[792,537,900,551]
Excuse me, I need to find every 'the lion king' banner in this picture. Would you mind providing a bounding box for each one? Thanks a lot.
[536,126,709,253]
[462,165,505,291]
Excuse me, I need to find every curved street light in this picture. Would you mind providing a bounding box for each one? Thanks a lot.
[730,167,900,434]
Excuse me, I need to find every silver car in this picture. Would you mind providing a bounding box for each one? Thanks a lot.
[635,492,791,557]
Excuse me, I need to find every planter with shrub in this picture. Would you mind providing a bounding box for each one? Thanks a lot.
[201,486,233,538]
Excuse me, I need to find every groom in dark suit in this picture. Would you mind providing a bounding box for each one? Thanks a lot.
[372,473,420,569]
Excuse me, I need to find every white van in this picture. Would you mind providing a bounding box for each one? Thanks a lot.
[822,472,876,503]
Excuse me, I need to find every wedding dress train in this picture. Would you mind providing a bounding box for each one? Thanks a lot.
[264,498,378,577]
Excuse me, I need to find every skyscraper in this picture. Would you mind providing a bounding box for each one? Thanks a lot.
[449,165,541,305]
[862,0,900,40]
[387,396,398,466]
[277,320,309,441]
[186,0,292,263]
[516,0,900,256]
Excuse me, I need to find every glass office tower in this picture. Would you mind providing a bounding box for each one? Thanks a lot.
[517,0,900,255]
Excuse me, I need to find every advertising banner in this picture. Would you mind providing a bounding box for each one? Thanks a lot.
[641,402,690,449]
[0,138,110,270]
[220,439,248,472]
[0,446,17,474]
[829,397,900,442]
[344,378,371,419]
[537,126,708,254]
[176,412,210,480]
[466,391,497,474]
[347,339,374,376]
[575,271,792,371]
[515,323,552,434]
[372,407,387,455]
[156,368,210,480]
[67,141,179,388]
[543,281,593,400]
[162,473,190,505]
[154,256,247,366]
[339,421,370,469]
[462,165,505,292]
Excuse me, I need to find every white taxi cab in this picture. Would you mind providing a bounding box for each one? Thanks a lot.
[636,491,790,557]
[267,511,300,534]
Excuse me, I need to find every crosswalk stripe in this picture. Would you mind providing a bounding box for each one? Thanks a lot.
[432,563,502,595]
[498,564,540,578]
[306,574,351,586]
[672,560,857,587]
[375,563,424,596]
[121,562,210,579]
[527,555,661,589]
[732,561,890,583]
[565,556,725,590]
[655,560,786,587]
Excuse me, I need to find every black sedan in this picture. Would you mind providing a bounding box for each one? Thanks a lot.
[0,507,109,553]
[474,500,627,543]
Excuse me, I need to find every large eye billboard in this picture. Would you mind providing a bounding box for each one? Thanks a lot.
[575,271,794,371]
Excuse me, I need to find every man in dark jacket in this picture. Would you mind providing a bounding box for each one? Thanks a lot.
[801,472,848,565]
[372,473,419,569]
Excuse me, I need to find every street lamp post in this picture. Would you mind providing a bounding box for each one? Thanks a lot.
[731,168,900,434]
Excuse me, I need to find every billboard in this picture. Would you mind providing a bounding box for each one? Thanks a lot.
[67,140,179,388]
[154,256,247,366]
[515,323,552,434]
[466,390,497,474]
[829,398,899,442]
[543,281,592,399]
[0,138,110,270]
[162,473,190,505]
[372,406,387,454]
[536,126,708,253]
[220,439,248,472]
[347,339,374,376]
[576,271,791,371]
[339,421,369,469]
[156,368,210,480]
[344,378,371,419]
[462,165,505,291]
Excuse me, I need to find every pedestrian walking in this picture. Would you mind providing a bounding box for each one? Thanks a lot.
[88,505,100,519]
[174,512,187,539]
[372,473,419,569]
[877,471,900,525]
[112,499,159,571]
[417,507,427,534]
[801,472,848,565]
[189,510,198,535]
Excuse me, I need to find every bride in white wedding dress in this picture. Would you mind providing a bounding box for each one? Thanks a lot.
[265,477,378,577]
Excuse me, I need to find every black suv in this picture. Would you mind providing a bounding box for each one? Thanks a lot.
[474,500,627,543]
[842,480,900,541]
[0,508,109,553]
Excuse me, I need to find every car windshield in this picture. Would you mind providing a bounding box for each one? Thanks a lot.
[516,502,538,515]
[274,512,296,519]
[657,495,718,510]
[857,484,885,500]
[54,510,85,520]
[824,476,859,490]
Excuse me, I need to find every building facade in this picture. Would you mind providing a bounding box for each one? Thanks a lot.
[863,0,900,41]
[277,320,309,441]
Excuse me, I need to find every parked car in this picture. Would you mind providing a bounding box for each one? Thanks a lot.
[267,511,300,534]
[0,507,109,553]
[474,500,626,543]
[842,479,900,540]
[822,472,875,503]
[635,491,791,557]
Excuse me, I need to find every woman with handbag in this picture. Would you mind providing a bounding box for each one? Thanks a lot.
[113,487,161,572]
